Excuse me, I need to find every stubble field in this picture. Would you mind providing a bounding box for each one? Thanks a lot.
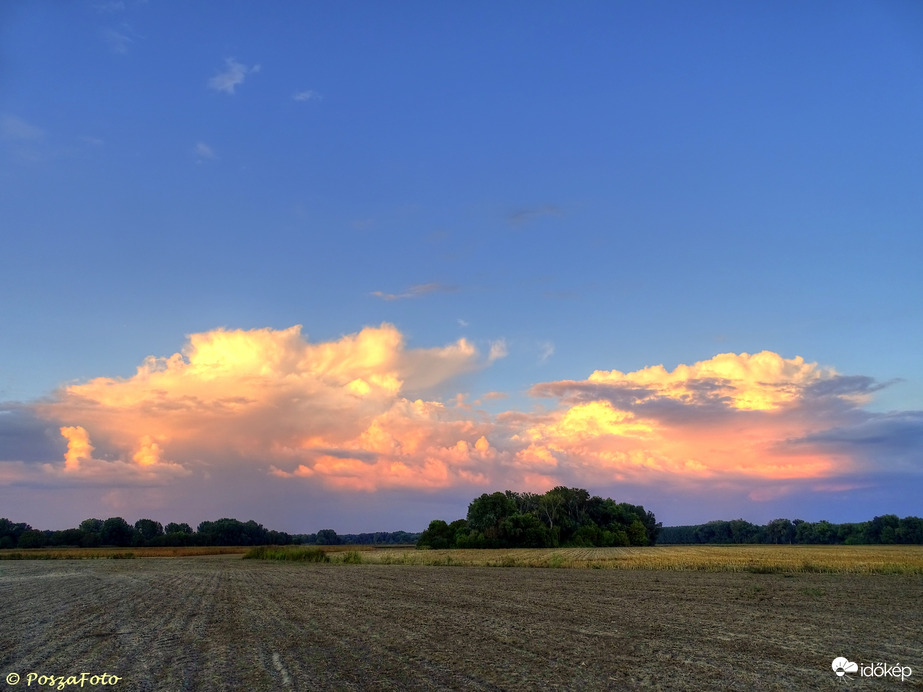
[1,550,921,691]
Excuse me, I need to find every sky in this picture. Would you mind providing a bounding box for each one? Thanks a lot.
[1,1,922,534]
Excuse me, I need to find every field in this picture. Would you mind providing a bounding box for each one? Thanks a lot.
[1,548,921,691]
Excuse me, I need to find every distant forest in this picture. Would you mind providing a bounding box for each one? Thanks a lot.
[0,517,418,550]
[4,511,921,551]
[659,515,923,545]
[417,487,661,549]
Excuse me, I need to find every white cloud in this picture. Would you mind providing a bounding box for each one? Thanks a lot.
[538,341,555,363]
[102,25,134,54]
[488,339,508,363]
[194,141,216,162]
[293,90,322,102]
[1,115,44,142]
[208,58,260,95]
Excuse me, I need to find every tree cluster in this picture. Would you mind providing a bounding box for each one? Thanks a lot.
[417,487,660,549]
[659,515,923,545]
[0,517,419,549]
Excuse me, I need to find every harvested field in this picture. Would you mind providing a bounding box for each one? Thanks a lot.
[1,556,921,691]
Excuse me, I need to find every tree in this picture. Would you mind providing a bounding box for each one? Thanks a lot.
[467,492,517,543]
[134,519,164,544]
[165,522,193,535]
[417,520,456,549]
[897,516,923,544]
[0,518,31,548]
[315,529,340,545]
[766,518,795,544]
[17,529,46,549]
[101,517,135,546]
[867,515,900,544]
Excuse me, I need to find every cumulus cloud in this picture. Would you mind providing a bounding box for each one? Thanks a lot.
[2,330,915,515]
[208,58,260,94]
[31,324,495,491]
[517,351,908,491]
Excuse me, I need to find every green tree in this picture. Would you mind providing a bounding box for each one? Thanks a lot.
[467,492,517,544]
[766,518,795,544]
[417,520,456,549]
[315,529,340,545]
[165,522,193,534]
[18,529,47,549]
[134,519,164,544]
[101,517,135,546]
[896,516,923,544]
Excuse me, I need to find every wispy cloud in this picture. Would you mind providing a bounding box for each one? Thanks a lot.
[488,339,508,363]
[1,115,44,142]
[101,24,134,54]
[371,282,456,301]
[508,204,562,227]
[93,0,126,12]
[208,58,261,95]
[538,341,555,363]
[293,90,322,102]
[194,141,216,163]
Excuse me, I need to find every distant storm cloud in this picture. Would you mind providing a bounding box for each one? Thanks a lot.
[208,58,260,94]
[32,325,491,490]
[1,330,915,503]
[520,351,901,488]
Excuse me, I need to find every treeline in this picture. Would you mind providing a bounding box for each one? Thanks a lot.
[0,517,419,549]
[659,515,923,545]
[418,487,660,549]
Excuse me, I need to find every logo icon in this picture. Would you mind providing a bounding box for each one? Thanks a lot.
[832,657,858,677]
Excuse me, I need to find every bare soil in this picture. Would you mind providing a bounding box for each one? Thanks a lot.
[1,556,920,691]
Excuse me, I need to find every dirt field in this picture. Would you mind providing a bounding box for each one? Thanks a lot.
[1,556,920,691]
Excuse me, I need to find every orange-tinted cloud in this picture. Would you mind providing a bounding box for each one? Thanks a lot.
[523,352,864,487]
[36,324,494,489]
[20,331,904,502]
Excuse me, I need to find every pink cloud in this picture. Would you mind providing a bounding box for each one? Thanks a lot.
[13,329,905,509]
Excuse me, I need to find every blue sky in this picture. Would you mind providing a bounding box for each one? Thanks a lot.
[1,1,921,533]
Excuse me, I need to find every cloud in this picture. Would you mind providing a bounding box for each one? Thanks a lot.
[293,90,322,102]
[538,341,555,363]
[208,58,260,95]
[371,282,456,301]
[1,115,44,142]
[488,339,508,363]
[194,141,217,163]
[517,351,911,492]
[93,1,126,11]
[508,205,562,227]
[4,330,918,521]
[30,324,493,491]
[101,25,134,54]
